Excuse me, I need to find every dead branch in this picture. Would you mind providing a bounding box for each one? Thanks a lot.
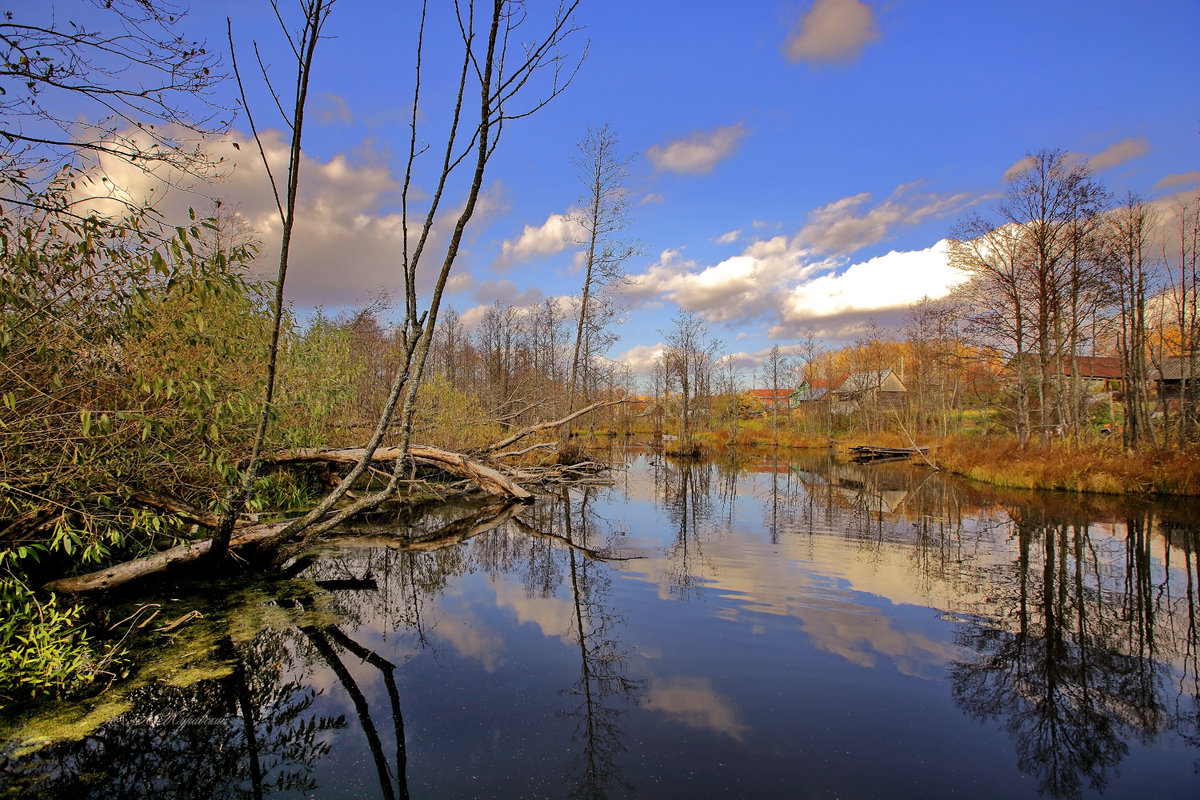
[261,445,533,501]
[491,442,558,460]
[476,399,624,455]
[509,514,645,562]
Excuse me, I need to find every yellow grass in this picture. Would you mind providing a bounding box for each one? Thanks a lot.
[932,437,1200,496]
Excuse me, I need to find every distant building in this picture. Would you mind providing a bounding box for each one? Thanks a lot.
[747,388,794,412]
[789,380,831,407]
[830,370,907,415]
[1154,355,1199,409]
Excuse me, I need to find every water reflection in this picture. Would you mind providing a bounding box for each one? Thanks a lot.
[950,501,1200,799]
[1,627,345,798]
[2,450,1199,798]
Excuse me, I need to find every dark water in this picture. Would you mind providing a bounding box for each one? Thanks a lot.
[3,446,1200,799]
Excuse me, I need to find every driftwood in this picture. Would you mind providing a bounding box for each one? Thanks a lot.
[264,445,533,502]
[43,405,624,595]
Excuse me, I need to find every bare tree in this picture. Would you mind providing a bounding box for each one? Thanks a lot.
[1166,192,1200,446]
[950,149,1105,446]
[758,344,790,443]
[0,0,227,210]
[565,123,638,434]
[273,0,585,547]
[1104,192,1161,450]
[661,309,718,456]
[212,0,332,560]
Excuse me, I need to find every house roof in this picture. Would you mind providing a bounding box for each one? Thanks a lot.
[1158,355,1200,381]
[1060,356,1123,380]
[1009,353,1125,379]
[791,386,828,401]
[748,389,793,400]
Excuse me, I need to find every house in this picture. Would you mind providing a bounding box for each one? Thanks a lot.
[1007,353,1124,392]
[747,388,794,412]
[1058,355,1124,392]
[1154,355,1199,409]
[830,370,907,415]
[789,380,831,407]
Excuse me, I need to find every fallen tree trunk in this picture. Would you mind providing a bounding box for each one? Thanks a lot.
[45,406,625,595]
[43,519,295,595]
[263,445,533,502]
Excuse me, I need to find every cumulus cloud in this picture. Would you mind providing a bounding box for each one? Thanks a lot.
[615,343,666,375]
[646,124,748,175]
[796,182,974,255]
[494,209,584,268]
[773,240,961,337]
[784,0,881,65]
[1154,171,1200,191]
[619,230,963,358]
[72,124,507,312]
[1088,136,1150,170]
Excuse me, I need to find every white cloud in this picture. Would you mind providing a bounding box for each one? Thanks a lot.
[1002,155,1036,181]
[620,230,963,350]
[640,192,665,205]
[776,240,960,331]
[642,676,749,740]
[494,209,585,268]
[715,229,741,245]
[615,342,666,375]
[796,182,974,255]
[784,0,881,65]
[646,124,748,175]
[1088,136,1150,171]
[72,125,507,311]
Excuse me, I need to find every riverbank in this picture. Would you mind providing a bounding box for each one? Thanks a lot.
[929,437,1200,496]
[680,422,1200,497]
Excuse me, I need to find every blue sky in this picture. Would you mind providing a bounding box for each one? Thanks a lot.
[79,0,1200,377]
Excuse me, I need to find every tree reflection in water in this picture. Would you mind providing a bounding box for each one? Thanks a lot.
[950,500,1199,799]
[0,627,346,798]
[5,452,1200,798]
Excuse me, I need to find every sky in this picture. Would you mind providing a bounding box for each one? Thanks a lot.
[59,0,1200,380]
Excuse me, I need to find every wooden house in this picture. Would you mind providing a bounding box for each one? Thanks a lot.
[747,388,794,412]
[830,370,907,415]
[1154,355,1198,409]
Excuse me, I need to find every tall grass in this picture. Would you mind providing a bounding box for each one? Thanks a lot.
[932,437,1200,496]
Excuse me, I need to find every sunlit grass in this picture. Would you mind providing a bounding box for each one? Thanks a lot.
[932,437,1200,496]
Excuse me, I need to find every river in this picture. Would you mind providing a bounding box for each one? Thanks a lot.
[2,444,1198,799]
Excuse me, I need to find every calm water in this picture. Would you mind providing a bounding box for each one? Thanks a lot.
[3,446,1200,799]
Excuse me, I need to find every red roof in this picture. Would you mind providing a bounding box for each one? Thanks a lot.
[748,389,793,400]
[1060,356,1123,380]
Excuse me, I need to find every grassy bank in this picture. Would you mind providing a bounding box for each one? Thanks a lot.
[929,437,1200,496]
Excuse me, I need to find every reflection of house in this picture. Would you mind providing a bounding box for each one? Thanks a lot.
[831,370,907,415]
[1155,355,1199,409]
